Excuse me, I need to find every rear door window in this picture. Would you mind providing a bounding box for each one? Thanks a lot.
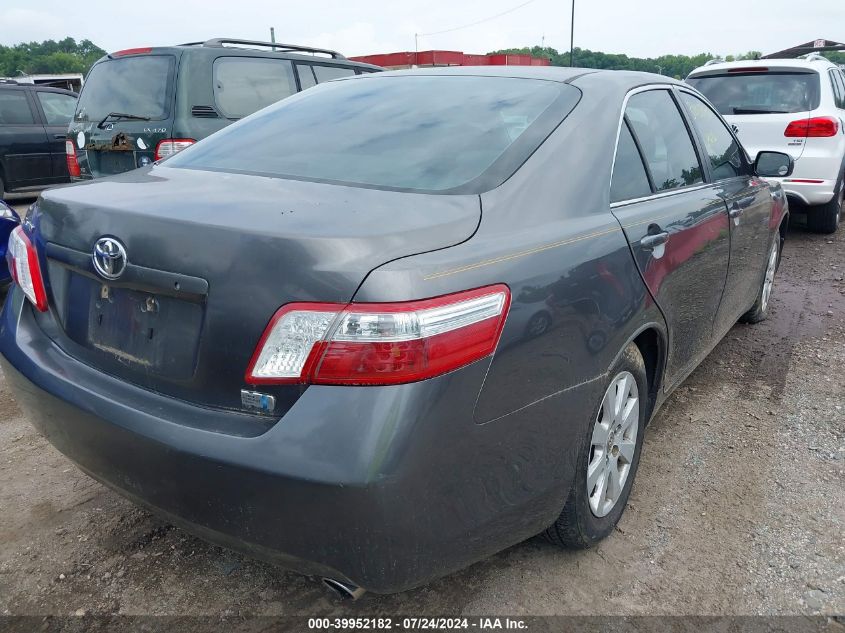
[626,90,703,192]
[37,92,77,125]
[679,92,746,180]
[0,91,36,124]
[75,56,174,122]
[611,121,652,203]
[213,57,297,119]
[686,71,821,115]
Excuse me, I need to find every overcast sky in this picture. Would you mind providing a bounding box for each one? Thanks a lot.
[1,0,842,59]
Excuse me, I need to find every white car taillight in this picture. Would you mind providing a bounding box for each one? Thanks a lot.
[154,139,196,161]
[6,226,48,312]
[245,285,511,386]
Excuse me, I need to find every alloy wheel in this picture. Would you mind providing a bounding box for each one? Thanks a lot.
[761,241,778,312]
[587,371,639,517]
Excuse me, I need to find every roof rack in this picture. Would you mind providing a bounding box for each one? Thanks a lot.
[798,52,828,62]
[0,78,19,85]
[179,38,345,59]
[703,58,724,66]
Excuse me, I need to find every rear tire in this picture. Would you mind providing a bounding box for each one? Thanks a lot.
[740,236,780,324]
[807,174,842,234]
[545,343,647,548]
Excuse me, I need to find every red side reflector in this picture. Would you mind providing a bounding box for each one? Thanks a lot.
[154,139,196,161]
[784,117,839,138]
[65,140,81,177]
[112,47,153,57]
[727,67,769,73]
[784,179,824,184]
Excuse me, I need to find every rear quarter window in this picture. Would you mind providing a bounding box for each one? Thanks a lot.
[687,71,821,115]
[213,57,297,119]
[611,122,652,203]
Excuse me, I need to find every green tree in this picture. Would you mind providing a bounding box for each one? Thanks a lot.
[0,38,106,77]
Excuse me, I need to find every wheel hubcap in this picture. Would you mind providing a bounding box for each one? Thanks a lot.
[587,371,639,518]
[761,241,778,311]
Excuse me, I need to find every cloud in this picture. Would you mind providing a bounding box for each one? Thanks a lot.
[0,8,66,43]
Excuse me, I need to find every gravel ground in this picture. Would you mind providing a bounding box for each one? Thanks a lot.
[0,203,843,618]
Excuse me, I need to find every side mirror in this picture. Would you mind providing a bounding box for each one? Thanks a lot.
[754,151,794,178]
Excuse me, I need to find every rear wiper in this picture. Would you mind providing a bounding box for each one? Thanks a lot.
[97,112,151,129]
[732,107,788,115]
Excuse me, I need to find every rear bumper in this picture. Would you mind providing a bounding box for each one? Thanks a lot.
[0,288,587,592]
[777,178,837,206]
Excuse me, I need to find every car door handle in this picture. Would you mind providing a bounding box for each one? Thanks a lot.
[54,134,67,140]
[640,231,669,250]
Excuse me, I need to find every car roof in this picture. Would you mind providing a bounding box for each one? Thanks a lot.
[348,66,684,89]
[0,83,77,96]
[98,40,382,72]
[688,57,838,77]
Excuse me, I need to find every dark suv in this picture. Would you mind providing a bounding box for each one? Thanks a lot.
[0,81,78,198]
[67,38,381,180]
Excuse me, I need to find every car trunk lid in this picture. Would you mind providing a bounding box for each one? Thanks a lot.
[33,166,481,416]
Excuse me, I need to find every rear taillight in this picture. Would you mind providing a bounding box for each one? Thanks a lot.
[784,116,839,138]
[245,285,511,386]
[65,140,81,177]
[6,226,48,312]
[154,139,195,161]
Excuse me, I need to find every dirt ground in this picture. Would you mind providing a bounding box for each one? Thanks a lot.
[0,199,843,617]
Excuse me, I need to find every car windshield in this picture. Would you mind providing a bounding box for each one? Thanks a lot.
[166,75,580,192]
[75,55,174,122]
[687,71,820,115]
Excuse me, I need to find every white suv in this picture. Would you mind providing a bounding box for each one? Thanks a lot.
[687,55,845,233]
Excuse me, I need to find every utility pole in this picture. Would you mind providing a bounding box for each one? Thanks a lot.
[569,0,575,67]
[270,27,276,50]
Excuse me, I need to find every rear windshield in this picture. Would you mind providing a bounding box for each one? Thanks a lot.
[166,75,580,193]
[75,55,174,122]
[687,71,820,115]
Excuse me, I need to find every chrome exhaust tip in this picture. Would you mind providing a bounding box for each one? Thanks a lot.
[322,577,366,600]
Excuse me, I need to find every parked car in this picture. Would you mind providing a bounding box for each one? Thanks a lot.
[0,200,21,288]
[0,68,792,596]
[0,81,77,199]
[687,54,845,233]
[66,38,381,180]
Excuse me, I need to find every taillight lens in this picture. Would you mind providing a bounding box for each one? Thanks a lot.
[65,140,81,177]
[155,139,195,161]
[246,285,511,386]
[6,226,48,312]
[784,116,839,138]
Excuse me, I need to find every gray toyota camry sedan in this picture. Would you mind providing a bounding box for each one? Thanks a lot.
[1,67,793,596]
